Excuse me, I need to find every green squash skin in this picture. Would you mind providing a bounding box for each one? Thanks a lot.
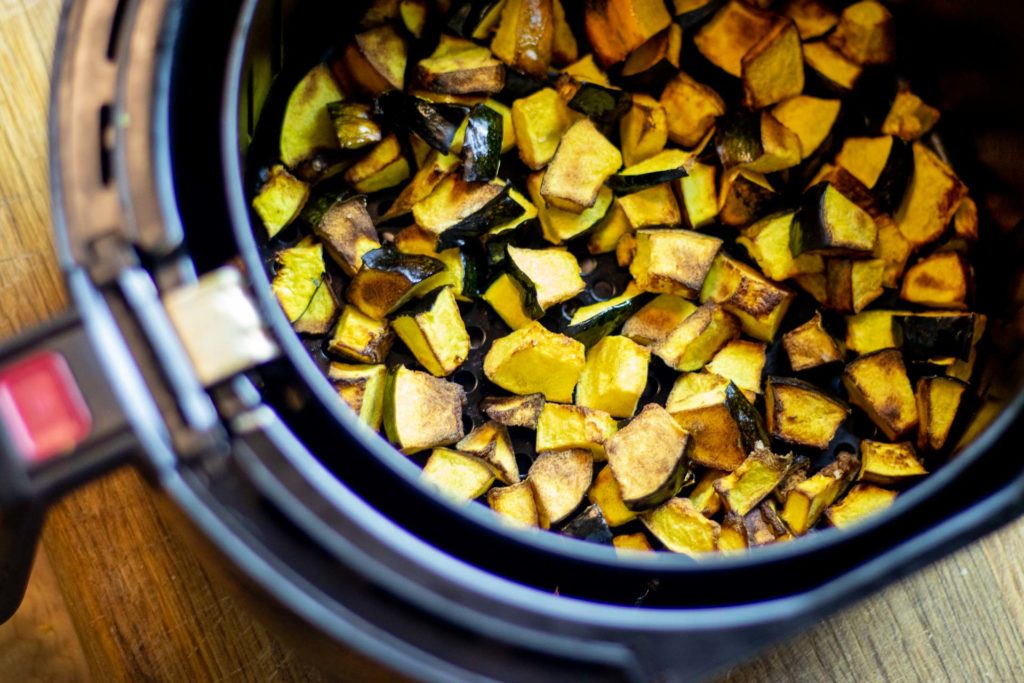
[715,109,764,169]
[435,187,526,250]
[568,83,633,123]
[565,294,650,348]
[873,136,913,214]
[895,313,976,363]
[725,382,770,454]
[608,168,689,196]
[463,104,504,182]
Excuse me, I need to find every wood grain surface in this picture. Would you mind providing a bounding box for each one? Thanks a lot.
[0,1,1023,681]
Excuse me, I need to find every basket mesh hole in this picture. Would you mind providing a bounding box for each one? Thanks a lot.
[455,369,479,394]
[468,325,487,350]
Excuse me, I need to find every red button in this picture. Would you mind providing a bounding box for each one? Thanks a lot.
[0,352,92,464]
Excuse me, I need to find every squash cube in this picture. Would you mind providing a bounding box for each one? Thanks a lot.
[575,336,651,419]
[484,322,586,403]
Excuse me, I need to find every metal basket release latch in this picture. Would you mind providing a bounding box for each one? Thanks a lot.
[163,266,280,387]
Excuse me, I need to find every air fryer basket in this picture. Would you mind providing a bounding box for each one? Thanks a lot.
[1,0,1023,681]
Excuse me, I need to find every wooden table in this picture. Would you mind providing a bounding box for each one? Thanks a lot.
[1,1,1023,680]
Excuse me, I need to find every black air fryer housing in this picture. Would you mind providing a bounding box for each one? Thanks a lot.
[0,0,1022,681]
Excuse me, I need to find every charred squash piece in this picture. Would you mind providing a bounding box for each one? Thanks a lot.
[512,88,573,170]
[718,169,778,227]
[738,211,824,282]
[417,35,506,95]
[462,104,504,182]
[487,480,540,527]
[566,285,647,348]
[383,150,461,220]
[706,340,767,397]
[771,96,841,161]
[484,322,586,403]
[827,0,895,66]
[915,376,968,452]
[528,172,615,244]
[561,54,613,87]
[622,294,698,346]
[344,134,412,193]
[774,455,810,504]
[694,0,775,77]
[312,196,381,277]
[843,349,919,440]
[612,533,654,552]
[718,513,748,552]
[660,72,726,149]
[480,393,546,429]
[609,149,692,196]
[744,501,791,546]
[253,165,310,239]
[506,245,586,315]
[492,0,555,78]
[621,24,683,90]
[895,143,967,248]
[562,505,613,544]
[375,91,466,155]
[825,258,886,314]
[882,87,942,142]
[629,229,723,299]
[620,94,669,167]
[781,0,837,40]
[780,451,859,534]
[542,119,623,213]
[575,335,651,418]
[550,0,579,66]
[654,302,740,372]
[900,251,969,309]
[606,404,691,510]
[766,377,850,448]
[383,365,466,454]
[422,448,495,500]
[896,312,981,365]
[792,183,878,257]
[782,311,843,372]
[391,286,470,377]
[826,483,897,528]
[713,443,793,517]
[447,0,507,39]
[678,162,719,229]
[642,498,720,555]
[348,25,409,94]
[803,40,862,92]
[584,0,673,67]
[874,216,914,287]
[328,305,395,364]
[858,440,926,486]
[666,376,754,472]
[689,468,725,517]
[279,64,344,172]
[741,18,805,109]
[618,183,682,229]
[536,402,618,460]
[845,309,907,356]
[566,82,633,124]
[700,254,795,342]
[835,136,912,210]
[272,242,339,335]
[528,449,593,528]
[457,420,520,485]
[954,196,979,242]
[588,465,638,527]
[414,177,523,246]
[347,245,446,319]
[329,363,388,430]
[328,102,383,151]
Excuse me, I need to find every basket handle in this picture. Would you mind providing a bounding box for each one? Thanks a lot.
[0,311,136,621]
